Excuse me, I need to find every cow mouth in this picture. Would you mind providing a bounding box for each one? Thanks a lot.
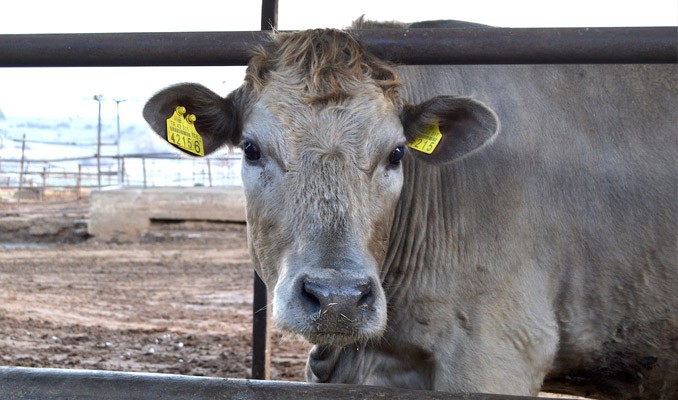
[302,304,385,346]
[276,311,386,347]
[303,330,378,347]
[277,313,385,347]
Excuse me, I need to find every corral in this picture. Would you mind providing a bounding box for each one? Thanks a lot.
[1,1,675,398]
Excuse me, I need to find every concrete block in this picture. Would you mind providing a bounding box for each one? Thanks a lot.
[88,187,246,240]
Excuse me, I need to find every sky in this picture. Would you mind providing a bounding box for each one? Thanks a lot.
[0,0,676,125]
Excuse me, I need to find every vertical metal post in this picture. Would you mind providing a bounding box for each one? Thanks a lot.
[76,164,82,200]
[207,159,213,187]
[121,158,126,186]
[252,0,278,381]
[114,99,125,186]
[41,166,46,201]
[261,0,278,30]
[17,134,26,203]
[252,273,270,380]
[142,157,147,188]
[94,95,103,189]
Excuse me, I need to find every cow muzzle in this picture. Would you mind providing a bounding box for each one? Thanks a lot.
[302,277,374,330]
[273,271,387,346]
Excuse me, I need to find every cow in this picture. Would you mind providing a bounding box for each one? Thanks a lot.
[143,21,677,399]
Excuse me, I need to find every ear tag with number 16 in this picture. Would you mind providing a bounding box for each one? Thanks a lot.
[166,106,205,156]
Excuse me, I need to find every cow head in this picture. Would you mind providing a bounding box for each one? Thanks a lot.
[144,29,498,346]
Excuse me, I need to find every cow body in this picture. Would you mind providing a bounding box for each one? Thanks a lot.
[307,63,678,399]
[144,26,677,399]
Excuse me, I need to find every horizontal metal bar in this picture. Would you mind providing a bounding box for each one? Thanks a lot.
[360,26,678,64]
[0,27,675,67]
[0,367,562,400]
[0,31,264,67]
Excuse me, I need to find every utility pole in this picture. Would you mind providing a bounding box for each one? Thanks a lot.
[114,99,126,186]
[93,95,103,189]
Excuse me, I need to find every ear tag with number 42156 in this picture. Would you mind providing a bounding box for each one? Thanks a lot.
[166,106,205,156]
[407,122,442,155]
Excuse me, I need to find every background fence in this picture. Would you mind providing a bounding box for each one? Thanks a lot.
[0,134,242,202]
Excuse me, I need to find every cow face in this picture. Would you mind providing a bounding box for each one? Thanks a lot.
[143,29,498,347]
[240,80,404,345]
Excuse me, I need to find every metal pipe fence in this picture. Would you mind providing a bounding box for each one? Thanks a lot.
[0,153,241,202]
[1,27,676,67]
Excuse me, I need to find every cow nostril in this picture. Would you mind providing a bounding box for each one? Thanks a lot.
[302,280,323,312]
[356,283,373,308]
[302,278,375,314]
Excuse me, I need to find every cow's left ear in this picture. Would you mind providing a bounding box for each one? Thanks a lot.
[401,96,499,164]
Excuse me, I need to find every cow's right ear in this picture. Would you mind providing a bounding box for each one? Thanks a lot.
[143,83,241,156]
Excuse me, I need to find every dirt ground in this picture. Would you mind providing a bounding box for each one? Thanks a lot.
[0,198,311,381]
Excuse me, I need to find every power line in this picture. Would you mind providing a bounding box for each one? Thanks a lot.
[0,153,241,163]
[6,137,117,146]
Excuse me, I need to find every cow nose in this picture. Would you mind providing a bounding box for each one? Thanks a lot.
[301,278,374,320]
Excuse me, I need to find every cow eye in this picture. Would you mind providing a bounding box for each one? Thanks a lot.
[388,146,405,165]
[243,142,261,161]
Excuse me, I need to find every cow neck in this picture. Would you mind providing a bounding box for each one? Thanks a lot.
[381,156,455,306]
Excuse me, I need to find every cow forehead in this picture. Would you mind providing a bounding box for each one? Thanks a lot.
[245,82,404,168]
[242,86,405,236]
[239,28,405,162]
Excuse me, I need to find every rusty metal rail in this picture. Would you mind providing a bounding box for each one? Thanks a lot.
[0,26,676,67]
[0,367,577,400]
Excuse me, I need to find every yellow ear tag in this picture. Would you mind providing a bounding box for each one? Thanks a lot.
[166,106,205,156]
[407,122,442,155]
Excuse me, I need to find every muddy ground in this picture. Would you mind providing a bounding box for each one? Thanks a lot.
[0,199,311,381]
